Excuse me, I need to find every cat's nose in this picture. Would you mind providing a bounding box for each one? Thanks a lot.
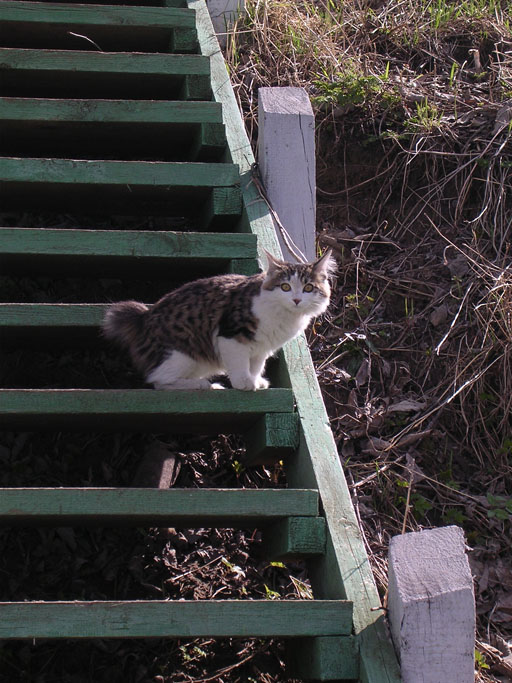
[293,298,301,306]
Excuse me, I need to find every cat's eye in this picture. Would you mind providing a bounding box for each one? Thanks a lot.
[303,284,314,293]
[280,282,292,291]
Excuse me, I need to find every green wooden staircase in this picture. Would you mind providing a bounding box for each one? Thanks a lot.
[0,2,401,681]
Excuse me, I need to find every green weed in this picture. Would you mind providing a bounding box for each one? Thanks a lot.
[442,507,467,525]
[475,649,490,671]
[264,584,281,600]
[487,493,512,520]
[405,98,442,132]
[312,65,395,109]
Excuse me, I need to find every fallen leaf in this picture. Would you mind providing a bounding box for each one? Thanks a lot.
[493,592,512,623]
[405,452,426,484]
[430,304,449,327]
[387,399,426,413]
[355,359,370,387]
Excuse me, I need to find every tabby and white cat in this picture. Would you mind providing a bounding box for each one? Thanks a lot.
[102,249,335,391]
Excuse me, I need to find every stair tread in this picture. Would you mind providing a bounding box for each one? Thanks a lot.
[0,97,223,123]
[0,47,211,100]
[0,599,353,639]
[0,157,239,187]
[0,303,109,328]
[0,487,319,524]
[0,2,198,54]
[0,389,295,431]
[0,47,208,73]
[0,1,196,28]
[0,228,256,259]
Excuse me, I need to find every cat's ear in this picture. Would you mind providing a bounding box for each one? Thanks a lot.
[263,249,285,272]
[312,249,336,278]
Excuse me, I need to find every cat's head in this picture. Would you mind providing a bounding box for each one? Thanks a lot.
[261,249,336,315]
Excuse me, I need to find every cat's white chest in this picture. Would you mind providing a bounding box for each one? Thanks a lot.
[251,293,308,353]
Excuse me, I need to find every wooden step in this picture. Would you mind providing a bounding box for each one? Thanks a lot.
[0,389,295,432]
[0,97,223,124]
[0,487,318,526]
[0,600,353,640]
[0,48,211,100]
[0,158,242,226]
[30,0,187,6]
[0,1,198,53]
[0,228,257,276]
[0,303,106,336]
[0,98,226,161]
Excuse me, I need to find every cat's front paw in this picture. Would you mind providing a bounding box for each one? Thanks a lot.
[230,376,258,391]
[255,376,270,390]
[230,375,269,390]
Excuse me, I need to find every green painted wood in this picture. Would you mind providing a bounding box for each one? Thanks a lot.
[0,228,256,279]
[0,0,199,55]
[190,1,402,680]
[228,258,260,276]
[0,304,106,331]
[0,48,208,76]
[169,27,197,53]
[0,98,223,124]
[0,99,225,161]
[281,337,402,683]
[197,186,243,230]
[0,158,239,188]
[0,488,319,526]
[0,389,295,432]
[286,636,359,681]
[0,2,196,29]
[20,0,184,4]
[0,159,241,223]
[189,122,226,161]
[0,303,105,345]
[263,517,326,560]
[0,600,352,639]
[0,48,211,100]
[35,1,184,5]
[178,72,210,101]
[0,228,255,260]
[243,412,299,465]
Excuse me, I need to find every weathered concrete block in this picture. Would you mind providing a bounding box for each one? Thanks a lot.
[258,87,316,262]
[388,526,475,683]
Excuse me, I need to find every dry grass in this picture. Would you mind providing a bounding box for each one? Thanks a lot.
[226,1,512,679]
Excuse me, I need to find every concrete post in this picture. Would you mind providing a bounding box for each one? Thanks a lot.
[206,0,244,49]
[257,87,316,262]
[387,526,475,683]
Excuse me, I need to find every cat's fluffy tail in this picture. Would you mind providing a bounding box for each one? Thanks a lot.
[102,301,148,348]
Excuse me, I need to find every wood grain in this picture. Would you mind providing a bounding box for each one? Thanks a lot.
[0,388,295,432]
[0,1,196,28]
[0,98,223,124]
[0,487,319,526]
[0,600,352,639]
[0,157,239,188]
[0,228,255,259]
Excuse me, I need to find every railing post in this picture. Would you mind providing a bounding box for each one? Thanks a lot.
[258,87,316,262]
[206,0,245,48]
[387,525,475,682]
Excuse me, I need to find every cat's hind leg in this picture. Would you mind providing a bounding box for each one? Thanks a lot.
[146,350,215,390]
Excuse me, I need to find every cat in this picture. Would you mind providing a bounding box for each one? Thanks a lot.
[102,249,335,391]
